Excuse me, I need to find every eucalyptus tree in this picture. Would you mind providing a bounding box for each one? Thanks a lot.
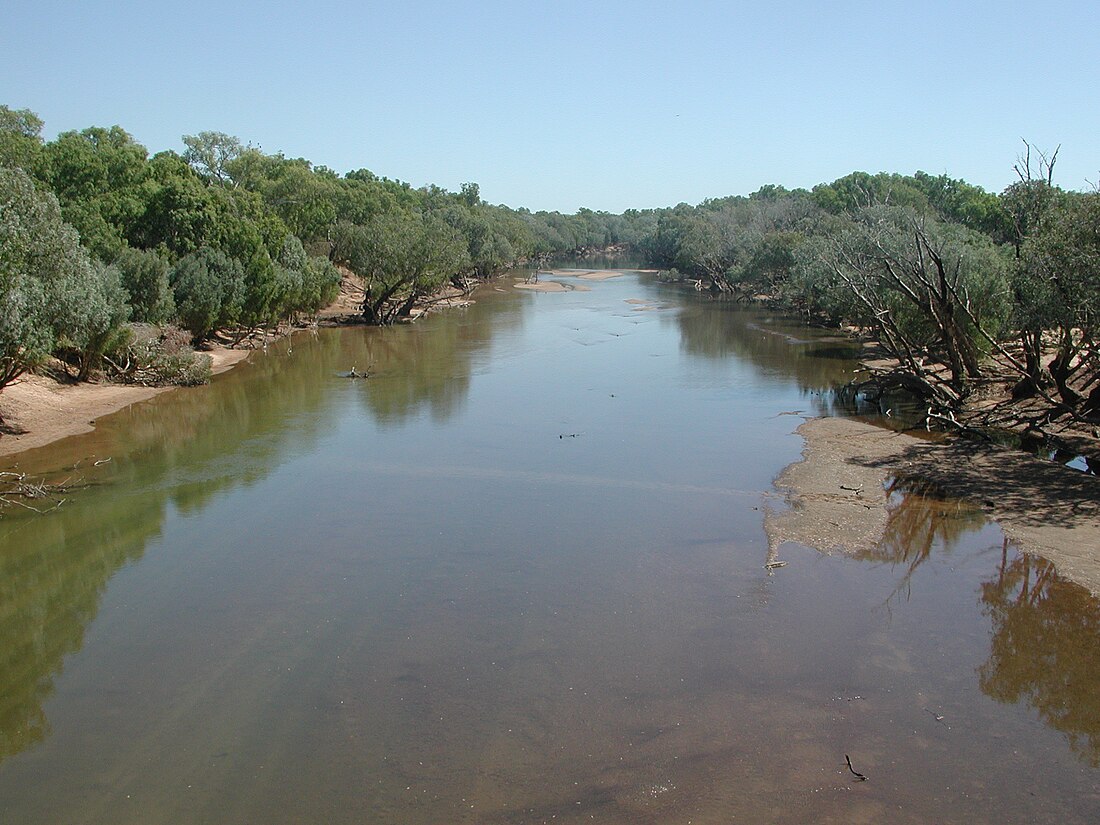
[225,151,338,242]
[270,234,340,320]
[57,260,131,380]
[170,248,245,343]
[182,131,242,185]
[34,126,151,260]
[0,105,43,170]
[910,171,1011,240]
[332,211,470,325]
[0,167,69,390]
[794,205,1010,402]
[114,247,175,323]
[994,144,1069,398]
[810,171,931,216]
[129,151,219,256]
[0,168,131,389]
[1016,190,1100,409]
[335,169,405,225]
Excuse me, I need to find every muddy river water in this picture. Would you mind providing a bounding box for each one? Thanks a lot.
[1,270,1098,823]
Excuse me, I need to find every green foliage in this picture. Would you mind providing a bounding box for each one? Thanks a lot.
[129,151,218,256]
[182,131,242,184]
[637,209,688,268]
[229,153,337,242]
[334,211,469,324]
[0,168,65,388]
[170,248,245,343]
[334,172,403,225]
[731,230,803,293]
[0,168,132,386]
[114,247,175,323]
[911,171,1012,240]
[810,171,930,216]
[34,126,150,260]
[303,256,342,314]
[434,201,525,278]
[460,182,480,208]
[793,206,1010,391]
[55,260,133,380]
[278,233,309,273]
[237,247,279,330]
[0,106,44,170]
[1013,189,1100,403]
[266,235,340,319]
[1026,191,1100,325]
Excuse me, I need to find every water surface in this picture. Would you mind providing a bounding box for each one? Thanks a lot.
[1,271,1098,823]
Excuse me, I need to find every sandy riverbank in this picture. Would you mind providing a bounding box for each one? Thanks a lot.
[0,268,478,460]
[514,280,573,292]
[0,348,250,459]
[514,268,657,292]
[767,416,1100,595]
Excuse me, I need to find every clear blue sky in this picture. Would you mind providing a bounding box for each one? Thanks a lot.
[3,0,1097,212]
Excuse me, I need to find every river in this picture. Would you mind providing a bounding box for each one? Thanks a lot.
[1,269,1098,823]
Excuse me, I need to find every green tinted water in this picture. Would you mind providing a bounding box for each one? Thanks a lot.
[1,271,1098,823]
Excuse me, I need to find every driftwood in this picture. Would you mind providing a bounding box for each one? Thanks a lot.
[0,470,84,514]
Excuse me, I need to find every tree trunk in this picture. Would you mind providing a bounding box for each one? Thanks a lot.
[1049,342,1084,406]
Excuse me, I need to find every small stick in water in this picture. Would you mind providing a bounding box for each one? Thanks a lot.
[845,754,867,781]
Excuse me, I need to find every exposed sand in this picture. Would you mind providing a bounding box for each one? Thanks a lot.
[541,268,635,281]
[768,417,1100,595]
[542,268,598,278]
[624,298,666,311]
[315,267,364,319]
[576,271,623,281]
[0,348,250,459]
[513,268,656,292]
[514,280,571,292]
[0,269,480,461]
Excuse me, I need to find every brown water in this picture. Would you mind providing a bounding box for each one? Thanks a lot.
[1,270,1098,823]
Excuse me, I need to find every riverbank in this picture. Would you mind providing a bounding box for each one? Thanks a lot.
[0,348,251,459]
[0,269,467,460]
[767,416,1100,596]
[0,268,623,459]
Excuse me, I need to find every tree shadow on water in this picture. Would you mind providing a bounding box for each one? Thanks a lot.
[856,434,1100,531]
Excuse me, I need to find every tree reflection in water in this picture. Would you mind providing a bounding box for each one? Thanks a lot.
[979,547,1100,767]
[852,476,986,603]
[0,292,524,768]
[860,476,1100,766]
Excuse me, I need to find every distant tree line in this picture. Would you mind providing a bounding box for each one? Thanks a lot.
[2,102,1097,421]
[0,105,640,397]
[634,156,1100,417]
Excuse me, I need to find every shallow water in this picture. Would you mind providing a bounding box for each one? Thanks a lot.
[1,271,1098,823]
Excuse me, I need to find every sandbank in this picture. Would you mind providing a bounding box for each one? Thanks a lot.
[768,416,1100,595]
[515,280,570,292]
[624,298,666,311]
[576,271,623,281]
[0,348,250,459]
[542,268,635,280]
